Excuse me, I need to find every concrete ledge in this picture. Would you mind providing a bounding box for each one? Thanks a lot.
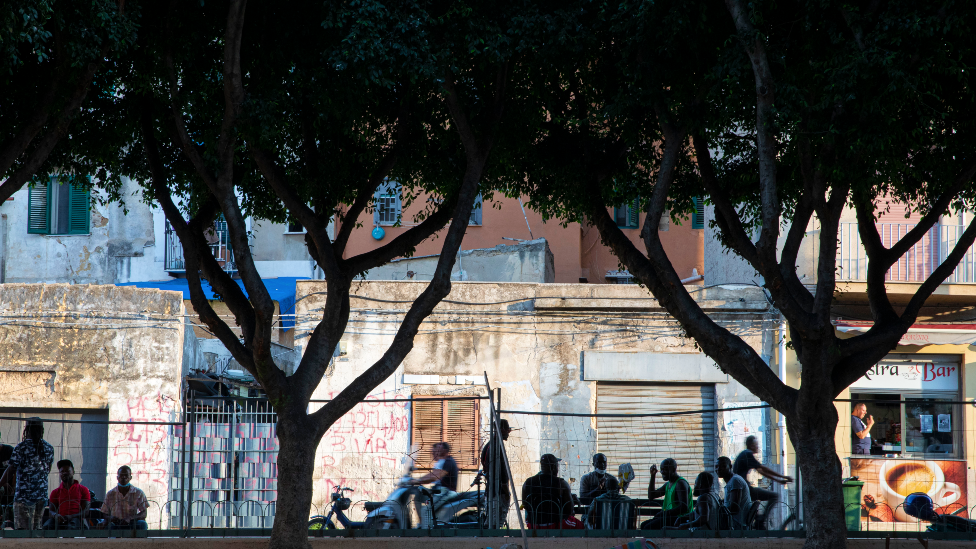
[0,539,973,549]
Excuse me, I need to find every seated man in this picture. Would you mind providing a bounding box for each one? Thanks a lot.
[640,458,691,529]
[521,454,583,529]
[673,472,720,531]
[101,465,148,530]
[717,456,751,529]
[579,453,619,505]
[44,460,90,530]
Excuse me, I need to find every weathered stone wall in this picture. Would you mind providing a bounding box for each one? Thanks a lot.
[0,284,188,526]
[295,281,774,521]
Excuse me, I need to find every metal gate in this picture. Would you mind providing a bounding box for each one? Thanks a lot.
[596,384,716,481]
[171,397,278,528]
[0,409,109,500]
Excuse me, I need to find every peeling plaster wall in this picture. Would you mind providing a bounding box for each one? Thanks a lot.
[0,284,188,527]
[0,178,168,285]
[295,281,773,523]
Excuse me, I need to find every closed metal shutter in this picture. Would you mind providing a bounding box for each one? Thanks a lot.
[596,384,716,482]
[0,409,109,499]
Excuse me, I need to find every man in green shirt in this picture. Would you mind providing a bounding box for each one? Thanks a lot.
[641,458,691,529]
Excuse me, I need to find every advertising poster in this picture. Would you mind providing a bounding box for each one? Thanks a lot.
[850,459,968,523]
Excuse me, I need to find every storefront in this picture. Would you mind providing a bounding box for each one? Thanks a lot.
[845,354,968,524]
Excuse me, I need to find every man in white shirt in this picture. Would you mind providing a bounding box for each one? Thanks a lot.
[716,456,751,529]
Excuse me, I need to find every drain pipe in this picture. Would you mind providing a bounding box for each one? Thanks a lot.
[778,318,790,514]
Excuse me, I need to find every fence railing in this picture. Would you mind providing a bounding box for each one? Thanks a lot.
[4,396,976,538]
[164,220,236,274]
[838,222,976,283]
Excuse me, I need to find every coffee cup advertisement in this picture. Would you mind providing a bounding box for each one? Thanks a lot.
[850,459,967,523]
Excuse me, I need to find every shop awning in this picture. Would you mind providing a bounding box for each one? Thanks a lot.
[835,322,976,346]
[117,277,307,331]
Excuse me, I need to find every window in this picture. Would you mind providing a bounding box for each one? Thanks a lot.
[286,217,304,233]
[851,392,961,458]
[28,177,90,235]
[410,397,480,469]
[614,198,639,229]
[691,197,705,229]
[469,194,483,226]
[374,180,402,226]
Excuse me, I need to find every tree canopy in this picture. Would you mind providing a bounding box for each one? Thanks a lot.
[510,1,976,548]
[68,1,552,547]
[0,0,136,200]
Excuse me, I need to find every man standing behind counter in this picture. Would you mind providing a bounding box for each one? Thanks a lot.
[852,402,874,455]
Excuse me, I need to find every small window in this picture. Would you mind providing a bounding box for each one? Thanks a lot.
[374,180,402,226]
[286,218,304,233]
[410,397,480,469]
[469,194,483,226]
[28,177,90,235]
[614,198,639,229]
[692,197,705,229]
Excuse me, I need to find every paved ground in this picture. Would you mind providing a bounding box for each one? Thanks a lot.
[0,537,968,549]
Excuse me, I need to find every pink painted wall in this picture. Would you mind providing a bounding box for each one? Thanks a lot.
[342,196,703,284]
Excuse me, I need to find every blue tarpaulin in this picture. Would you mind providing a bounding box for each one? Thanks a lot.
[117,277,307,331]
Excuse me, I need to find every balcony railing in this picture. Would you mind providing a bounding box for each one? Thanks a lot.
[164,220,237,274]
[838,222,976,283]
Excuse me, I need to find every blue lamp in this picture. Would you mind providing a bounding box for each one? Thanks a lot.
[371,226,385,240]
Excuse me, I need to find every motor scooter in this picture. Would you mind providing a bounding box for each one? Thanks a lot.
[308,486,364,530]
[362,468,486,529]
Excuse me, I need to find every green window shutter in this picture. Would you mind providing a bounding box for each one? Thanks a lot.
[67,184,90,234]
[27,179,51,234]
[692,197,705,229]
[628,198,640,228]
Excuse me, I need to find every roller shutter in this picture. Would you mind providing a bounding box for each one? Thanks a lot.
[596,384,716,481]
[0,409,109,499]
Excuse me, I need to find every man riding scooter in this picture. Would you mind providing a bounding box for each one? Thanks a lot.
[405,442,467,523]
[408,442,459,492]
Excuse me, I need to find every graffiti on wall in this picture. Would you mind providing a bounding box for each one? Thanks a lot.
[318,390,410,507]
[110,392,177,497]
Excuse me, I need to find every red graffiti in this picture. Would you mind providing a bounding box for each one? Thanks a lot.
[110,393,177,496]
[319,390,408,476]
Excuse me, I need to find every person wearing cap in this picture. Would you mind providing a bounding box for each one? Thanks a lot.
[481,419,513,521]
[101,465,148,530]
[579,453,620,505]
[0,418,55,530]
[521,454,584,529]
[45,459,91,530]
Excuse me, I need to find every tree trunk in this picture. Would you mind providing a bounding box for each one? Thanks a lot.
[268,413,318,549]
[790,399,848,549]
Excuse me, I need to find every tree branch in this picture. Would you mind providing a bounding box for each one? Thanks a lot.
[249,144,341,280]
[725,0,781,272]
[141,109,281,393]
[0,51,106,202]
[333,149,399,257]
[309,62,509,432]
[0,64,62,176]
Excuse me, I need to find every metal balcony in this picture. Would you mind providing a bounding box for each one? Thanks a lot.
[165,220,237,274]
[838,222,976,283]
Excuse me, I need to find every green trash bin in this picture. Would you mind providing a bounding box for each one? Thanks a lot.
[842,479,864,531]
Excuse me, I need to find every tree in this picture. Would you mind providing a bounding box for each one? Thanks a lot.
[0,0,136,199]
[86,1,539,547]
[514,1,976,548]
